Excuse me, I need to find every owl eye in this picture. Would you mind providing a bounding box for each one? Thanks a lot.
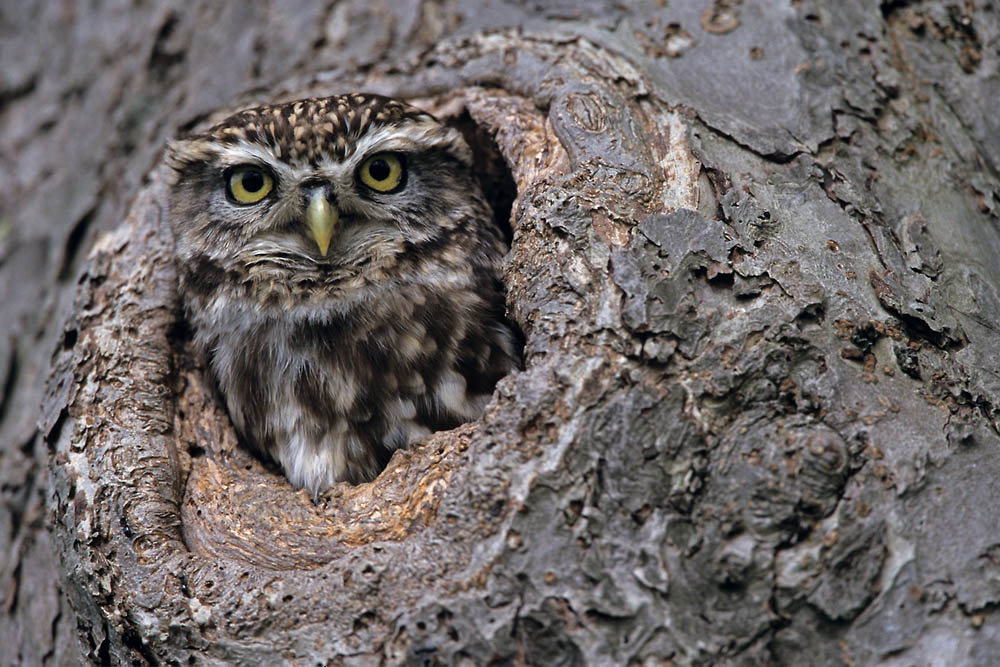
[227,166,274,204]
[358,153,405,193]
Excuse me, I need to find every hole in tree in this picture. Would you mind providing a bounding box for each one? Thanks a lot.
[62,328,78,350]
[174,94,527,496]
[446,109,518,246]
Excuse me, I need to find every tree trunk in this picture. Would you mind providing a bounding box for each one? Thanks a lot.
[5,0,1000,664]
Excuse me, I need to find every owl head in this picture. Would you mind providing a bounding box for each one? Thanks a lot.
[166,94,487,290]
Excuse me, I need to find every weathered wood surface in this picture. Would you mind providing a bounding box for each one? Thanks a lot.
[4,1,1000,664]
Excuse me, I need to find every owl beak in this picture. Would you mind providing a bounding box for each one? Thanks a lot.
[305,192,338,257]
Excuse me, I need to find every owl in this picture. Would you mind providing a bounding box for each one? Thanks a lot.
[167,94,521,498]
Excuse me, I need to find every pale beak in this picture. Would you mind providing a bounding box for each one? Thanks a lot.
[305,191,338,256]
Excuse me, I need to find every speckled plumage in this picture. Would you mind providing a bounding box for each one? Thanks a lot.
[167,94,520,497]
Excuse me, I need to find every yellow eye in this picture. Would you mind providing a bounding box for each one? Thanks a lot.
[227,166,273,204]
[359,153,405,193]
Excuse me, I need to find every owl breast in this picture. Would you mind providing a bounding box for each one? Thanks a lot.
[189,266,518,496]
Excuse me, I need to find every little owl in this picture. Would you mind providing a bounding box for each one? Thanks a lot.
[167,94,521,498]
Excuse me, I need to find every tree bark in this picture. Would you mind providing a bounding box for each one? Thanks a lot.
[4,0,1000,664]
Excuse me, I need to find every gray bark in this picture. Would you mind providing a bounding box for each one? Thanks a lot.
[3,0,999,664]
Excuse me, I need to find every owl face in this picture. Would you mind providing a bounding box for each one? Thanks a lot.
[167,94,482,294]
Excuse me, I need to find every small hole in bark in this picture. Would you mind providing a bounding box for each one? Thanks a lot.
[631,503,652,525]
[62,328,78,349]
[718,579,745,593]
[187,444,205,458]
[354,611,376,631]
[0,348,18,427]
[97,637,111,665]
[58,204,96,281]
[122,625,158,665]
[446,110,517,246]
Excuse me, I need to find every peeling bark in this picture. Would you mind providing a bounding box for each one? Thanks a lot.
[4,1,1000,664]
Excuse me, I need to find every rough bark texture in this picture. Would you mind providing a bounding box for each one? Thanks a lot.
[3,0,999,664]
